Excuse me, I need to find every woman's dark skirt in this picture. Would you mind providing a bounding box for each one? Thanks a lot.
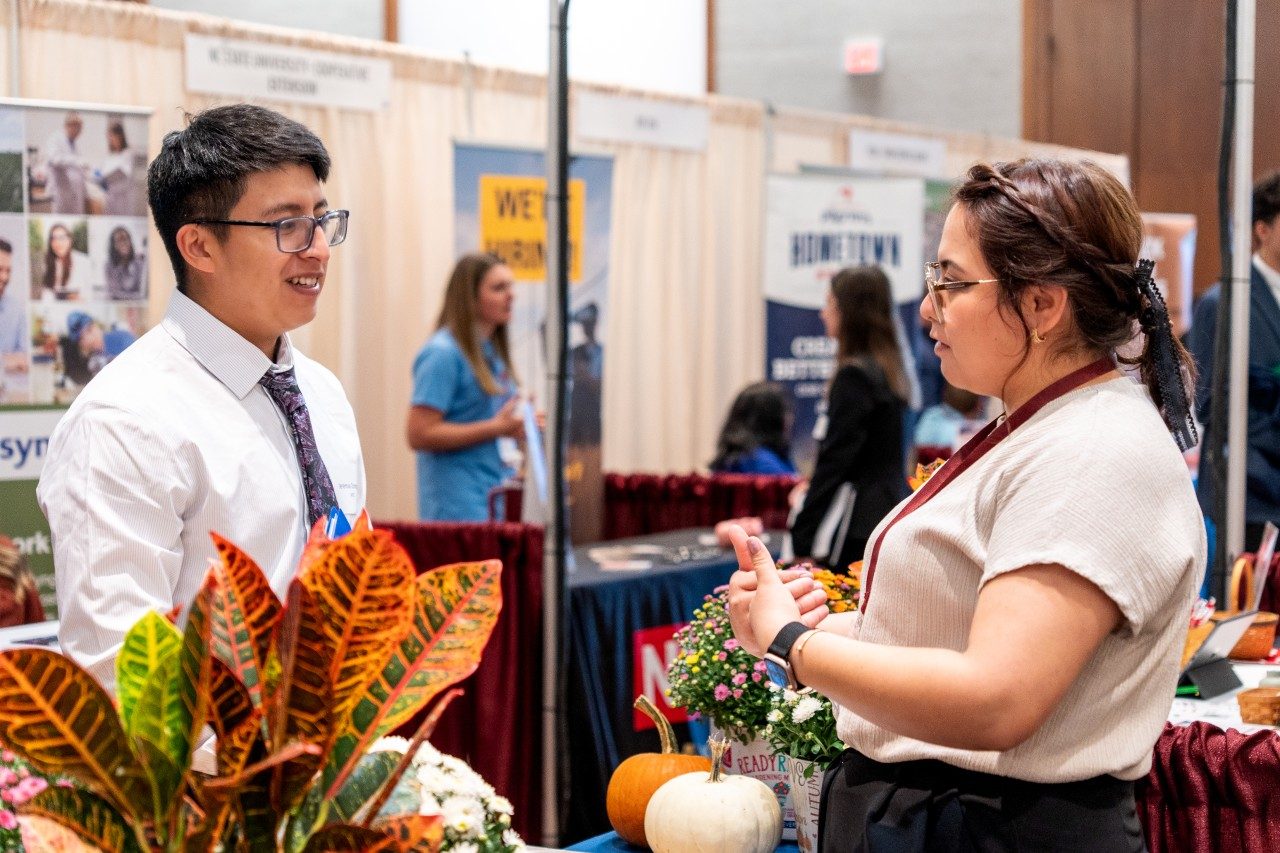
[817,749,1145,853]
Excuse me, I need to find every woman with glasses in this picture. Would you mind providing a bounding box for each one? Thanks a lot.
[407,253,525,521]
[790,265,911,572]
[39,222,90,301]
[726,158,1202,851]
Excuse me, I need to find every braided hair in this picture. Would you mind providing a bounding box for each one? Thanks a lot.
[953,159,1198,450]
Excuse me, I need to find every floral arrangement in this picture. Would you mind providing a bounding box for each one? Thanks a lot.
[371,737,524,853]
[811,562,861,614]
[665,591,773,741]
[908,458,946,491]
[762,687,842,776]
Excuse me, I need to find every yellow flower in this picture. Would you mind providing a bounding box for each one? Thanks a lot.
[908,458,946,491]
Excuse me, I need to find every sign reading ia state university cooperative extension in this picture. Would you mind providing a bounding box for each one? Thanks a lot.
[185,34,392,112]
[764,174,924,471]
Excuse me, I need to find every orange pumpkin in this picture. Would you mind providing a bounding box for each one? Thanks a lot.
[606,695,712,847]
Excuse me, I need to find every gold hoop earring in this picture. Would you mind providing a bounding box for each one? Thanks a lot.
[1030,328,1046,344]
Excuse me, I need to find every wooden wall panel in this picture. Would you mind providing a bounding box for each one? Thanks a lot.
[1024,0,1280,295]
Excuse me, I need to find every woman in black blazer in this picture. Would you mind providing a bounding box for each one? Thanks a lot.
[791,265,910,570]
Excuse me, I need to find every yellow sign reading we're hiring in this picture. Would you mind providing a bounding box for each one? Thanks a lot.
[478,175,586,282]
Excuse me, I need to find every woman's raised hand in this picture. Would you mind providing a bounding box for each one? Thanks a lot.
[725,524,830,657]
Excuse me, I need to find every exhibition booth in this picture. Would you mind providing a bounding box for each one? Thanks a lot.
[0,1,1274,851]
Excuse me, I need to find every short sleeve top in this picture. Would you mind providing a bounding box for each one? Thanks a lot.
[838,376,1205,782]
[411,328,516,521]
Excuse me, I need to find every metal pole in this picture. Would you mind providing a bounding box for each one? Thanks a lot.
[1225,0,1255,569]
[542,0,570,845]
[9,0,21,98]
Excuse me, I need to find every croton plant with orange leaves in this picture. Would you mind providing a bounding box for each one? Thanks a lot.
[0,512,503,853]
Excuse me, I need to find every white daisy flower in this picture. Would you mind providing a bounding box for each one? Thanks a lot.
[792,696,822,724]
[369,736,410,754]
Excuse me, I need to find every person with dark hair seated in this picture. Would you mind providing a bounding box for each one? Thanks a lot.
[709,381,797,475]
[39,104,366,686]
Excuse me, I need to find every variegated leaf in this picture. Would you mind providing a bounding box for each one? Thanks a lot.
[187,703,262,852]
[0,649,149,819]
[115,611,181,732]
[298,528,415,726]
[130,734,180,836]
[20,787,143,853]
[287,750,398,852]
[324,560,502,798]
[19,814,109,853]
[206,656,255,747]
[210,532,282,707]
[302,824,402,853]
[179,572,215,763]
[268,581,336,814]
[372,814,442,852]
[128,645,187,815]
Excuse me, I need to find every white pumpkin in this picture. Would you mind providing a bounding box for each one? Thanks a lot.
[644,738,783,853]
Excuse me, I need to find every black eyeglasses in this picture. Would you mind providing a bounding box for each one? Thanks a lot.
[192,209,349,253]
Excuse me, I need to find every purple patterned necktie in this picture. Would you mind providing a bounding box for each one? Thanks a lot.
[259,367,338,527]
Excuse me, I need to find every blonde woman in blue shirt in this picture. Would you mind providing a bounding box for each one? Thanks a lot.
[407,253,525,521]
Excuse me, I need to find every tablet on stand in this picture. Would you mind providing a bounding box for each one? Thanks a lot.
[1179,610,1257,699]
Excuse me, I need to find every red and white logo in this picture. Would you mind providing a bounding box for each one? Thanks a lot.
[632,623,688,730]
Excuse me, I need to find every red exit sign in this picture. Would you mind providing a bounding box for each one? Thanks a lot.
[844,38,884,75]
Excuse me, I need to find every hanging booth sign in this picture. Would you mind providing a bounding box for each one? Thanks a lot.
[185,34,392,111]
[849,129,947,180]
[575,90,710,153]
[764,174,924,471]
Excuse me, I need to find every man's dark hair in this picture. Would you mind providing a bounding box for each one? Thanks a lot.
[147,104,331,289]
[0,239,10,255]
[1254,171,1280,227]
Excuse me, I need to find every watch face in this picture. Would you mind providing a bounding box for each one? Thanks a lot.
[763,655,790,689]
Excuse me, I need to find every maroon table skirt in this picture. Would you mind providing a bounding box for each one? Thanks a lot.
[378,520,544,843]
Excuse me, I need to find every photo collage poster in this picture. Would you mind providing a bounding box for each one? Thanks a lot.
[0,101,151,407]
[0,99,151,618]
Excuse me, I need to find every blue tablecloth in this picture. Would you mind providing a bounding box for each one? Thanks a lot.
[566,832,800,852]
[563,529,779,841]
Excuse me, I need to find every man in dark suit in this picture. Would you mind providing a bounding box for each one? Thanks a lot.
[1191,171,1280,551]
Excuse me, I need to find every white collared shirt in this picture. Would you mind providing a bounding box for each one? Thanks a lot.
[37,290,366,686]
[1254,253,1280,308]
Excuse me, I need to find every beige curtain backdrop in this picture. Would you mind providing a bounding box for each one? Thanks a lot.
[7,0,1127,523]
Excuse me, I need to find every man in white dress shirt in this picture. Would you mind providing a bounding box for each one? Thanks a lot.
[38,105,366,685]
[42,112,88,215]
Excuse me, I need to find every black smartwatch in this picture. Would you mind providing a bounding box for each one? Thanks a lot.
[763,621,810,690]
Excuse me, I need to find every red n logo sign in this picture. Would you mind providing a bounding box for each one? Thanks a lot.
[632,623,688,730]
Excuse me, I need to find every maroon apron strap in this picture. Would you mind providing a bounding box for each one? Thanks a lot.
[859,357,1115,613]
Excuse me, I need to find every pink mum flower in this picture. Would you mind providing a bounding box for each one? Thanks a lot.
[0,810,14,830]
[15,776,47,802]
[732,673,747,686]
[714,684,731,701]
[724,638,740,650]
